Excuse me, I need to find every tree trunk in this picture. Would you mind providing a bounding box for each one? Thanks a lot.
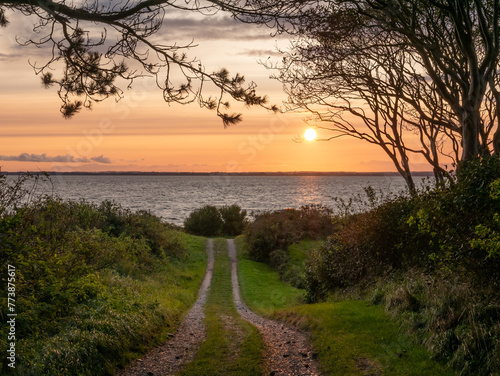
[403,170,416,193]
[461,105,481,161]
[493,128,500,155]
[396,153,415,193]
[491,82,500,156]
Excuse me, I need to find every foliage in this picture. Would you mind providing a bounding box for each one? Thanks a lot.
[470,215,500,259]
[244,210,300,262]
[299,157,500,374]
[184,205,223,237]
[304,196,417,302]
[244,205,335,262]
[219,204,248,236]
[267,241,315,290]
[183,204,247,237]
[407,157,500,277]
[0,175,206,374]
[269,249,290,273]
[469,179,500,259]
[372,273,500,376]
[305,157,500,302]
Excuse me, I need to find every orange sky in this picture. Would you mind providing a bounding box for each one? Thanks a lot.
[0,10,430,173]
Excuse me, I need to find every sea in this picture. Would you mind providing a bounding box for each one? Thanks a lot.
[9,174,429,226]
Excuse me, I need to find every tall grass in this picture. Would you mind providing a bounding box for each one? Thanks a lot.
[372,272,500,376]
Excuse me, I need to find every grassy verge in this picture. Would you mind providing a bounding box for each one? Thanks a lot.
[0,186,211,375]
[9,233,208,376]
[115,233,209,350]
[275,303,456,376]
[178,238,265,376]
[235,236,456,376]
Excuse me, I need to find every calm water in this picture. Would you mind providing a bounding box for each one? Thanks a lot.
[25,174,425,226]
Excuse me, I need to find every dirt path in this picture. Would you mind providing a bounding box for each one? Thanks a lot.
[116,239,214,376]
[227,239,320,376]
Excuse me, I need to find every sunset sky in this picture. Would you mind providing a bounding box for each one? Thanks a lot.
[0,9,431,173]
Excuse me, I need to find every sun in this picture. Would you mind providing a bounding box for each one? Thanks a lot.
[304,128,317,141]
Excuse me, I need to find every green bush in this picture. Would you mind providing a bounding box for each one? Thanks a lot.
[219,204,248,236]
[296,204,337,239]
[269,249,290,273]
[305,157,500,302]
[372,273,500,376]
[97,200,128,236]
[184,205,224,236]
[281,264,307,290]
[407,156,500,279]
[244,206,335,263]
[183,204,247,237]
[244,210,301,262]
[303,196,417,301]
[268,248,307,289]
[469,178,500,259]
[125,210,186,259]
[304,238,352,302]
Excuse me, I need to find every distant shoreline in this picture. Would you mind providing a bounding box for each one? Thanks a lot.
[0,171,435,177]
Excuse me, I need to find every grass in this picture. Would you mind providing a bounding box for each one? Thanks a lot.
[275,303,456,376]
[288,239,322,267]
[235,235,456,376]
[234,236,305,314]
[178,238,265,376]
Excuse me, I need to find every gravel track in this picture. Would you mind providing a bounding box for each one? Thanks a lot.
[227,239,320,376]
[116,239,214,376]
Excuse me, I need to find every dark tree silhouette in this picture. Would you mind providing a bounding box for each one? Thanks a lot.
[273,8,461,189]
[0,0,310,125]
[356,0,500,161]
[245,0,500,167]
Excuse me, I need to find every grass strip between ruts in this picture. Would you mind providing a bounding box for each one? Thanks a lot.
[178,238,265,376]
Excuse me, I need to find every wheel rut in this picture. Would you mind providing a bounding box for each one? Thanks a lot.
[227,239,320,376]
[116,239,214,376]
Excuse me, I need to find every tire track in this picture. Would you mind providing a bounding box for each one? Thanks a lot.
[227,239,320,376]
[116,239,214,376]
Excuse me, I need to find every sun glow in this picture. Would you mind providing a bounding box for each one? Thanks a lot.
[304,128,317,141]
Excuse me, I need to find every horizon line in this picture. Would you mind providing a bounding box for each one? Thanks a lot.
[0,170,435,176]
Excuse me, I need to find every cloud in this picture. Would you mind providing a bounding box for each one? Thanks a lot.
[0,153,112,164]
[146,163,210,169]
[157,14,277,42]
[235,49,284,58]
[0,52,24,61]
[90,155,112,164]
